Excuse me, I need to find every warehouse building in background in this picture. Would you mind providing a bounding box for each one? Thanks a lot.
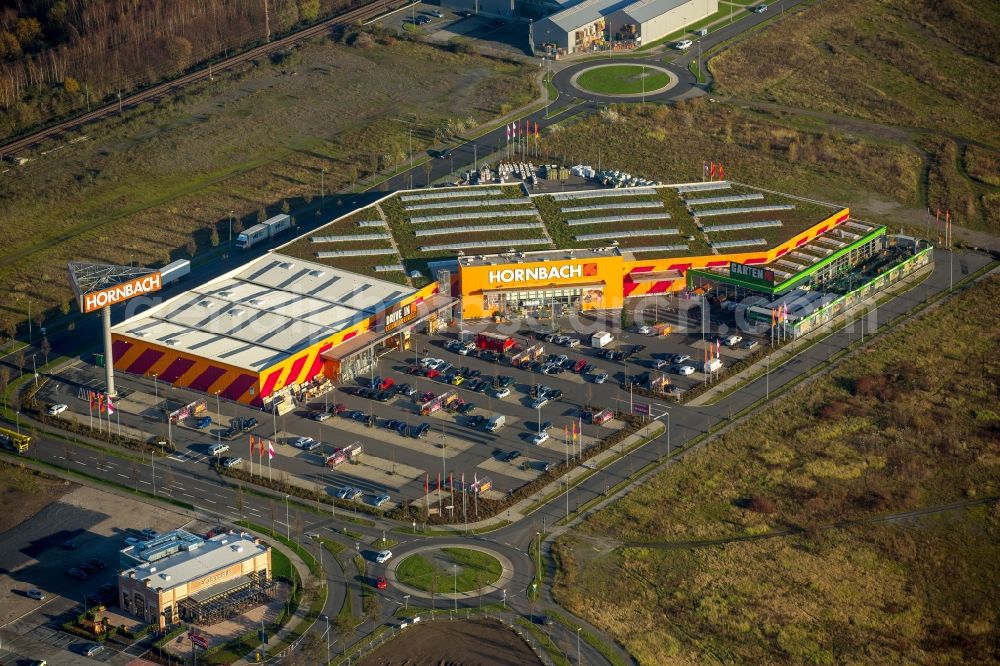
[532,0,718,54]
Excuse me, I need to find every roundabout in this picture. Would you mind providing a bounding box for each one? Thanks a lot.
[572,63,676,97]
[385,543,515,599]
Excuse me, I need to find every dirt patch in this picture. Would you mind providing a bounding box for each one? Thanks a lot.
[358,619,542,666]
[0,460,74,535]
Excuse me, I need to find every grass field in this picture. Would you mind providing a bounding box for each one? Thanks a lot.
[575,65,670,95]
[708,0,1000,232]
[395,547,502,593]
[553,275,1000,664]
[0,36,535,336]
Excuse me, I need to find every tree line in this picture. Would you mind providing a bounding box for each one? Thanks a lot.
[0,0,356,141]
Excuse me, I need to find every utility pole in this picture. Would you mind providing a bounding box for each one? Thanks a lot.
[228,211,234,249]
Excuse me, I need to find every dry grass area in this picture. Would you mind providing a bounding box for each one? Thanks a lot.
[540,102,921,213]
[553,276,1000,664]
[0,36,534,334]
[708,0,1000,233]
[0,460,73,535]
[711,0,1000,145]
[966,145,1000,187]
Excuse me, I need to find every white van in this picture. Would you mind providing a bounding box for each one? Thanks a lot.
[209,443,230,456]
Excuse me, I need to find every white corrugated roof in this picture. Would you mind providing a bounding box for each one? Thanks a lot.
[112,253,415,372]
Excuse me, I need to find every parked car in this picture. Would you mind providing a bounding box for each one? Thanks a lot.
[209,443,230,456]
[753,3,768,12]
[493,387,511,399]
[292,436,316,450]
[373,494,391,507]
[457,402,476,415]
[85,644,105,658]
[636,325,652,335]
[677,365,695,376]
[502,450,521,463]
[194,415,213,429]
[26,588,46,600]
[410,422,431,438]
[531,432,550,445]
[375,549,393,564]
[311,410,332,422]
[47,403,68,416]
[67,568,88,581]
[593,371,608,384]
[675,39,693,50]
[742,339,759,350]
[222,456,243,469]
[430,9,443,17]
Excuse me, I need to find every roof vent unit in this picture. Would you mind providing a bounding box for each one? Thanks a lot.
[161,574,171,581]
[133,330,148,338]
[232,545,244,553]
[247,298,265,307]
[198,300,212,308]
[218,290,234,298]
[227,308,244,317]
[164,339,180,346]
[149,566,157,573]
[220,539,228,545]
[278,261,294,269]
[308,269,325,277]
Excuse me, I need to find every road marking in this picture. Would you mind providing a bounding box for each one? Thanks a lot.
[139,480,150,485]
[183,493,195,498]
[204,498,217,504]
[117,473,128,478]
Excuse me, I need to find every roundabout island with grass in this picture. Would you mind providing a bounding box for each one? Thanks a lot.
[573,63,675,96]
[395,547,503,593]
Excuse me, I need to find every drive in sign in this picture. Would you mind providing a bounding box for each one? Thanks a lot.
[81,272,163,313]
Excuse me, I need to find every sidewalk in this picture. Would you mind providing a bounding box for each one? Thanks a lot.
[686,263,936,406]
[230,527,319,665]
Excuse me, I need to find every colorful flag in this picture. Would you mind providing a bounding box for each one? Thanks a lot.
[267,441,275,460]
[424,473,429,494]
[97,393,105,413]
[106,396,115,415]
[534,121,539,137]
[709,162,716,179]
[250,435,255,454]
[783,302,789,321]
[506,123,511,141]
[718,164,724,180]
[703,161,708,179]
[88,390,95,410]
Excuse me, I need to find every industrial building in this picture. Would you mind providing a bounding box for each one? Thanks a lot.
[118,530,272,630]
[111,254,456,407]
[532,0,718,55]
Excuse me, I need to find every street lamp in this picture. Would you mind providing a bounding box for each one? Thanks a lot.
[403,594,410,610]
[152,373,158,407]
[284,495,290,540]
[215,390,222,444]
[577,627,582,665]
[453,564,458,612]
[228,211,234,248]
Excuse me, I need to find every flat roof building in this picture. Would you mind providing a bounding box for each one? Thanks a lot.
[118,531,273,630]
[111,253,454,405]
[533,0,717,55]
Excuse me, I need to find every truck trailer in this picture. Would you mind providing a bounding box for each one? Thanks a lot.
[159,259,191,285]
[235,214,292,250]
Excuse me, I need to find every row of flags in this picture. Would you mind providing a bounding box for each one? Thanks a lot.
[506,120,540,142]
[771,302,790,326]
[702,161,725,181]
[88,390,114,415]
[422,471,483,493]
[248,435,276,460]
[931,208,952,247]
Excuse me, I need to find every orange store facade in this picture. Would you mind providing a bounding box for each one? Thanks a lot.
[458,208,850,319]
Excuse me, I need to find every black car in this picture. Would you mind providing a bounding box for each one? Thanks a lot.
[394,421,408,435]
[631,344,646,354]
[85,559,107,570]
[79,561,100,574]
[457,402,475,415]
[410,422,431,438]
[468,414,486,428]
[502,450,521,463]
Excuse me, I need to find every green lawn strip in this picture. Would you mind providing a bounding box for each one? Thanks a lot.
[637,4,743,52]
[516,617,572,666]
[546,609,627,666]
[235,520,321,577]
[390,520,512,537]
[576,65,670,95]
[440,547,503,590]
[394,553,439,591]
[528,535,543,600]
[395,548,502,593]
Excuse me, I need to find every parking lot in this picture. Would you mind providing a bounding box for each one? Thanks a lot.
[37,294,760,514]
[375,3,531,57]
[0,485,190,665]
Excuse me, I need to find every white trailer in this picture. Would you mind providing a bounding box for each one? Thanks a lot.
[159,259,191,285]
[591,331,613,348]
[235,214,292,250]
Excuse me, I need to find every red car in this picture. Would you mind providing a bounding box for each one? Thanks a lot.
[572,359,587,373]
[425,369,441,379]
[419,391,435,403]
[375,576,387,590]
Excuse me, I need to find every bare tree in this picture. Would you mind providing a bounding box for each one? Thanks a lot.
[40,336,51,366]
[0,366,8,409]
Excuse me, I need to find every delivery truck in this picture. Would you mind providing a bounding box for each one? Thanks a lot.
[235,214,292,250]
[484,414,506,432]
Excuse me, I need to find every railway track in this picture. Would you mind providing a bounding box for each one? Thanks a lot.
[0,1,384,157]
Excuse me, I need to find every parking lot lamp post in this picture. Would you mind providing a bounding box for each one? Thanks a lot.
[285,495,290,540]
[577,627,582,665]
[324,613,330,664]
[152,374,158,407]
[403,594,410,610]
[15,410,20,434]
[215,391,221,444]
[502,588,506,609]
[453,564,458,612]
[31,354,37,384]
[228,211,233,249]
